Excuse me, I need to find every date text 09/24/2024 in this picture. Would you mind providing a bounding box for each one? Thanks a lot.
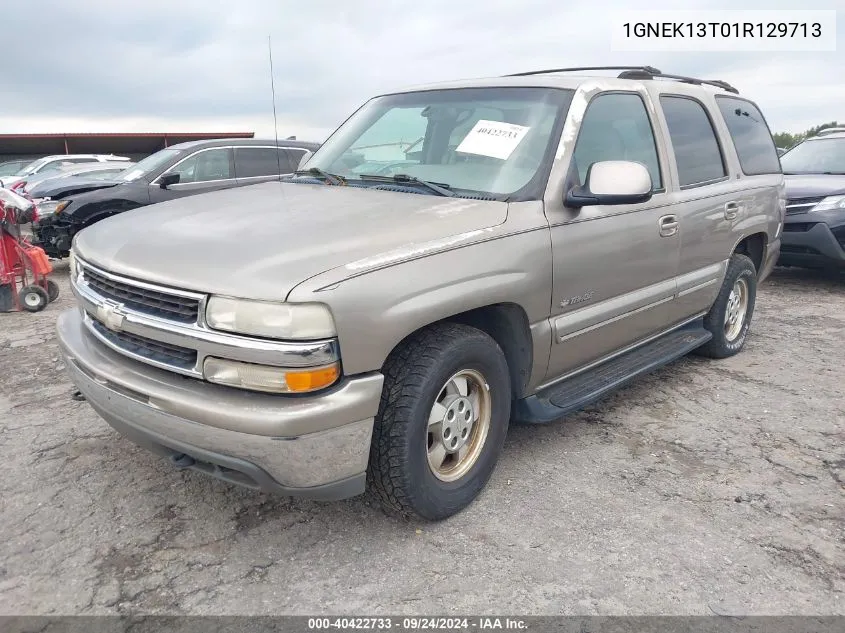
[307,617,528,630]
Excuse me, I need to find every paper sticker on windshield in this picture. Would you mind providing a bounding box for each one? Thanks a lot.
[455,120,530,160]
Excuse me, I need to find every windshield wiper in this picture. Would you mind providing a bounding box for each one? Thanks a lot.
[293,167,344,185]
[357,173,455,197]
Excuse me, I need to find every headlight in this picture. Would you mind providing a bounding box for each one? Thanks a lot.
[205,296,336,340]
[810,195,845,212]
[37,200,71,215]
[203,357,340,393]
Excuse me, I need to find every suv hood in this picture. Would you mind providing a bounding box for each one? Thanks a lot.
[75,181,508,301]
[784,174,845,199]
[29,177,121,200]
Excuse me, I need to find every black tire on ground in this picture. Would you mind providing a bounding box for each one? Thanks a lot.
[368,322,512,521]
[696,253,757,359]
[46,279,60,302]
[18,285,49,313]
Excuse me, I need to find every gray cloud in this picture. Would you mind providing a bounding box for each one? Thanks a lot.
[1,0,842,139]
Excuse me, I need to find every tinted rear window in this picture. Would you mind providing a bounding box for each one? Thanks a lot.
[235,147,285,178]
[716,97,781,176]
[660,96,727,187]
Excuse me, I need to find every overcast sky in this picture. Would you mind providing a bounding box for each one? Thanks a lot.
[2,0,842,141]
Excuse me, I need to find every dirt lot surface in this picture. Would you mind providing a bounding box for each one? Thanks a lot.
[1,262,843,616]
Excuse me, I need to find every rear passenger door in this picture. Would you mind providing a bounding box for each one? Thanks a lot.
[234,146,311,185]
[656,93,740,320]
[544,91,679,380]
[149,147,236,203]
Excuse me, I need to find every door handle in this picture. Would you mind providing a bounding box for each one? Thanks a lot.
[658,214,679,237]
[724,201,739,220]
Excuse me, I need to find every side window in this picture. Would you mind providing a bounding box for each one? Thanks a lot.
[168,148,232,183]
[660,96,727,187]
[573,93,662,189]
[235,147,284,178]
[283,149,306,173]
[716,97,781,175]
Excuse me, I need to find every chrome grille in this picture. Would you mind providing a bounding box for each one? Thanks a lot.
[89,318,198,370]
[82,265,200,324]
[785,196,824,215]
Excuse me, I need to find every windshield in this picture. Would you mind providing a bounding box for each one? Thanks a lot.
[303,87,572,198]
[18,157,53,176]
[780,137,845,174]
[118,148,182,182]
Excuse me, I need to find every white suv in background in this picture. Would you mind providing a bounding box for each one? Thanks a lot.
[0,154,131,189]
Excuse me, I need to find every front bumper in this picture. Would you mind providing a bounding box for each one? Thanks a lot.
[31,217,72,258]
[57,308,384,499]
[779,217,845,269]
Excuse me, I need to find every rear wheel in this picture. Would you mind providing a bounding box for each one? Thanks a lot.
[18,285,49,312]
[697,253,757,358]
[368,323,511,521]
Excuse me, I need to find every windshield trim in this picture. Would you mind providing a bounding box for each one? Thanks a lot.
[302,86,576,202]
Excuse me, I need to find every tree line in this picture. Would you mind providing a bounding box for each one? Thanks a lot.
[773,121,840,150]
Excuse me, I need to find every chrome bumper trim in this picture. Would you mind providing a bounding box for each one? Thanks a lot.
[71,257,339,377]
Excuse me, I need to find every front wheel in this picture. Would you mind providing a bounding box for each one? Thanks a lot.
[368,323,512,521]
[45,279,60,302]
[696,253,757,358]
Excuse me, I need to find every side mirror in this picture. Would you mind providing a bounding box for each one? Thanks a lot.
[565,160,653,208]
[158,173,180,189]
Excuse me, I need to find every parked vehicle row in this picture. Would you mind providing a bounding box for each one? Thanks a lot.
[0,154,131,190]
[56,66,786,520]
[30,139,319,258]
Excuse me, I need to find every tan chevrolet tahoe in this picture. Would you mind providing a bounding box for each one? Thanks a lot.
[57,66,785,520]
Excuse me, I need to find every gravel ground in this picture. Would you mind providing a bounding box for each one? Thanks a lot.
[0,262,843,616]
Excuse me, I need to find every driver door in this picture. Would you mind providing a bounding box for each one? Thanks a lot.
[544,91,680,380]
[149,147,235,203]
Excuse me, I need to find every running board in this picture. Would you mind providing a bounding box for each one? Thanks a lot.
[513,324,712,424]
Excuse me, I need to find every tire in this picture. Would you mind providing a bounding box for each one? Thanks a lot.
[46,280,60,302]
[696,253,757,359]
[18,285,49,313]
[368,323,512,521]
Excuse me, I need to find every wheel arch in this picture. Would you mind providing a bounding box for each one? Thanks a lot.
[439,303,533,399]
[732,232,767,275]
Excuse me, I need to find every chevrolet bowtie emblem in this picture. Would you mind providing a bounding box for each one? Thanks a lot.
[97,300,126,332]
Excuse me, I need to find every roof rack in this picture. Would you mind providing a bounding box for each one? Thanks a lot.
[617,69,739,94]
[815,127,845,137]
[504,65,739,94]
[506,65,663,77]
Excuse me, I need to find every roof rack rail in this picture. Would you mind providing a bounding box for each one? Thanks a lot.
[504,65,739,94]
[815,127,845,137]
[617,69,739,94]
[505,65,663,77]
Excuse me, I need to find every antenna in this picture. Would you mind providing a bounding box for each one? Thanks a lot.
[268,35,283,180]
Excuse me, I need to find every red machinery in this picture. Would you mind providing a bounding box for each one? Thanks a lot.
[0,188,59,313]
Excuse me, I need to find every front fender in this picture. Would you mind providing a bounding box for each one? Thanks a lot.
[286,227,553,377]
